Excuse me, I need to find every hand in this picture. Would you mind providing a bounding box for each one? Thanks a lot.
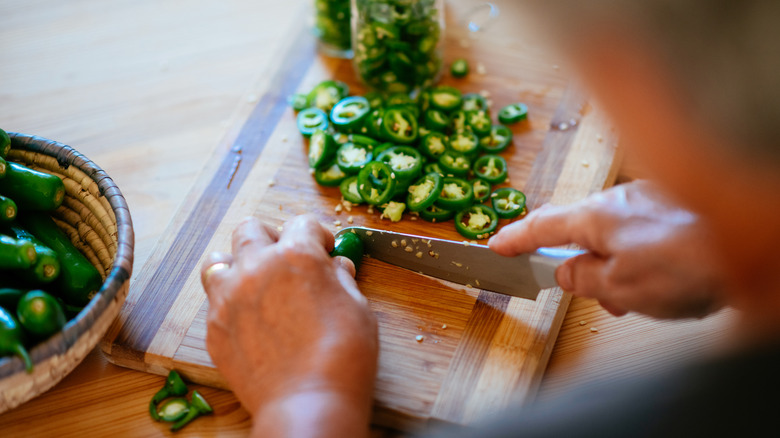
[201,215,378,436]
[488,180,726,319]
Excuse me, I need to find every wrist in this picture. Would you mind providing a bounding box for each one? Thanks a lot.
[251,389,373,438]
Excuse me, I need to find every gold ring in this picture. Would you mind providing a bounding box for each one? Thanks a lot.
[202,261,231,285]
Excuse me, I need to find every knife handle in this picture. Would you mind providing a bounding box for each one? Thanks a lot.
[529,248,585,289]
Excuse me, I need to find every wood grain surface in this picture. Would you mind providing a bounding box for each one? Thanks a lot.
[0,0,735,436]
[100,4,623,430]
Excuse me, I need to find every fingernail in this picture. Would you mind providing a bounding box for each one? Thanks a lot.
[556,263,574,291]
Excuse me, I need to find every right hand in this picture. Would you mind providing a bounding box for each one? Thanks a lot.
[488,180,727,319]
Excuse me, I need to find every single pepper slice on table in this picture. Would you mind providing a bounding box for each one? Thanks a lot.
[455,204,499,240]
[498,103,529,125]
[491,187,527,219]
[357,161,397,206]
[462,93,489,112]
[450,58,469,78]
[407,172,443,212]
[149,370,189,421]
[339,176,365,205]
[308,129,337,169]
[157,398,190,422]
[380,107,418,144]
[479,124,513,153]
[170,390,213,432]
[429,86,463,112]
[473,155,508,184]
[297,108,329,137]
[436,177,474,211]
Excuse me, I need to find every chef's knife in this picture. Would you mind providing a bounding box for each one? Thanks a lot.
[335,226,584,300]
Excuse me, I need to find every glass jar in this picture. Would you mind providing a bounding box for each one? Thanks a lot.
[351,0,444,93]
[314,0,353,58]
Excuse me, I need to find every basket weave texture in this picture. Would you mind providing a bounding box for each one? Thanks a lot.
[0,133,134,412]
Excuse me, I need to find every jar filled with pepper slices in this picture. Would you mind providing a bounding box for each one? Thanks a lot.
[314,0,352,57]
[351,0,444,93]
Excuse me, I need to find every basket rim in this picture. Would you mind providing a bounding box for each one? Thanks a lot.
[0,132,134,377]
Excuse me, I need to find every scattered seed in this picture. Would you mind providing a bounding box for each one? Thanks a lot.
[333,220,342,227]
[451,261,463,268]
[404,246,414,253]
[391,240,399,248]
[596,134,603,142]
[476,62,486,74]
[410,216,418,221]
[401,239,407,247]
[466,284,472,288]
[470,240,478,245]
[475,279,481,287]
[463,241,470,247]
[415,251,423,258]
[366,231,373,236]
[582,160,590,168]
[590,327,599,333]
[480,89,491,98]
[347,216,354,224]
[416,335,424,342]
[367,206,374,214]
[428,250,436,257]
[278,204,283,211]
[441,324,447,330]
[579,320,587,326]
[334,204,343,213]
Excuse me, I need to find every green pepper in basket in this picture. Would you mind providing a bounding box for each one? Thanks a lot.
[4,223,61,284]
[0,306,33,373]
[16,290,66,339]
[0,129,10,159]
[0,234,37,270]
[0,161,65,211]
[0,196,17,223]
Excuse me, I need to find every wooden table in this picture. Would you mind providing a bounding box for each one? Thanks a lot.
[0,0,735,435]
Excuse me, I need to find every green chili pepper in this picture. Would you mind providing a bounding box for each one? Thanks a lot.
[0,288,23,312]
[424,109,450,132]
[16,290,66,339]
[376,146,423,183]
[450,58,469,78]
[471,178,492,203]
[385,93,413,107]
[330,231,365,271]
[0,196,17,223]
[438,151,471,178]
[170,390,213,432]
[380,108,418,144]
[339,176,365,205]
[3,223,62,284]
[0,307,32,373]
[372,142,394,157]
[0,235,37,270]
[314,161,348,187]
[364,108,385,139]
[336,142,373,175]
[498,103,529,124]
[473,155,508,184]
[448,130,480,157]
[308,129,336,169]
[491,188,527,219]
[349,134,379,148]
[0,162,66,212]
[467,110,492,137]
[357,161,397,205]
[330,96,371,132]
[430,86,463,112]
[449,110,468,133]
[454,204,499,240]
[306,80,350,112]
[420,204,454,223]
[157,398,190,422]
[436,177,474,211]
[297,108,329,137]
[462,93,489,112]
[150,370,189,421]
[288,93,308,111]
[407,172,443,212]
[479,125,513,153]
[423,162,445,176]
[364,91,385,109]
[419,132,449,160]
[0,128,10,159]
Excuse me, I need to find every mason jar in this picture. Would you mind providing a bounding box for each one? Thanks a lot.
[351,0,444,93]
[314,0,352,58]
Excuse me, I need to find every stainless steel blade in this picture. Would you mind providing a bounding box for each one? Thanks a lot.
[336,227,580,300]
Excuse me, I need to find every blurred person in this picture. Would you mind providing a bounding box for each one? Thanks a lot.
[200,1,780,436]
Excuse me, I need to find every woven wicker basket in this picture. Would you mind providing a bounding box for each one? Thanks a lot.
[0,133,133,412]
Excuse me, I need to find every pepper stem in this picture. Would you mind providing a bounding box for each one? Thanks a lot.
[14,343,33,373]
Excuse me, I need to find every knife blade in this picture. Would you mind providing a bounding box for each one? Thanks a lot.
[335,227,584,300]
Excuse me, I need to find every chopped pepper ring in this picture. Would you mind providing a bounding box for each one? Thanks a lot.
[407,172,443,212]
[357,161,397,205]
[381,108,418,144]
[308,129,336,169]
[498,103,529,125]
[336,142,373,174]
[479,124,513,153]
[473,155,508,184]
[376,145,423,183]
[339,176,365,204]
[297,108,329,137]
[436,176,474,211]
[454,204,499,240]
[330,96,371,131]
[491,187,527,219]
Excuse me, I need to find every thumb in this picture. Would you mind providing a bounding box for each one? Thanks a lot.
[332,257,368,307]
[557,253,610,300]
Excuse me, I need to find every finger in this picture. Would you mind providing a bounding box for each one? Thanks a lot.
[560,252,609,300]
[488,203,586,256]
[232,216,279,261]
[201,251,234,294]
[278,214,335,253]
[598,299,629,317]
[332,257,368,307]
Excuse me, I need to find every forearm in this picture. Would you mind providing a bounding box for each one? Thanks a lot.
[251,390,373,438]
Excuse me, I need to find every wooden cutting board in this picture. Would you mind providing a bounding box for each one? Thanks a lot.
[101,18,620,431]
